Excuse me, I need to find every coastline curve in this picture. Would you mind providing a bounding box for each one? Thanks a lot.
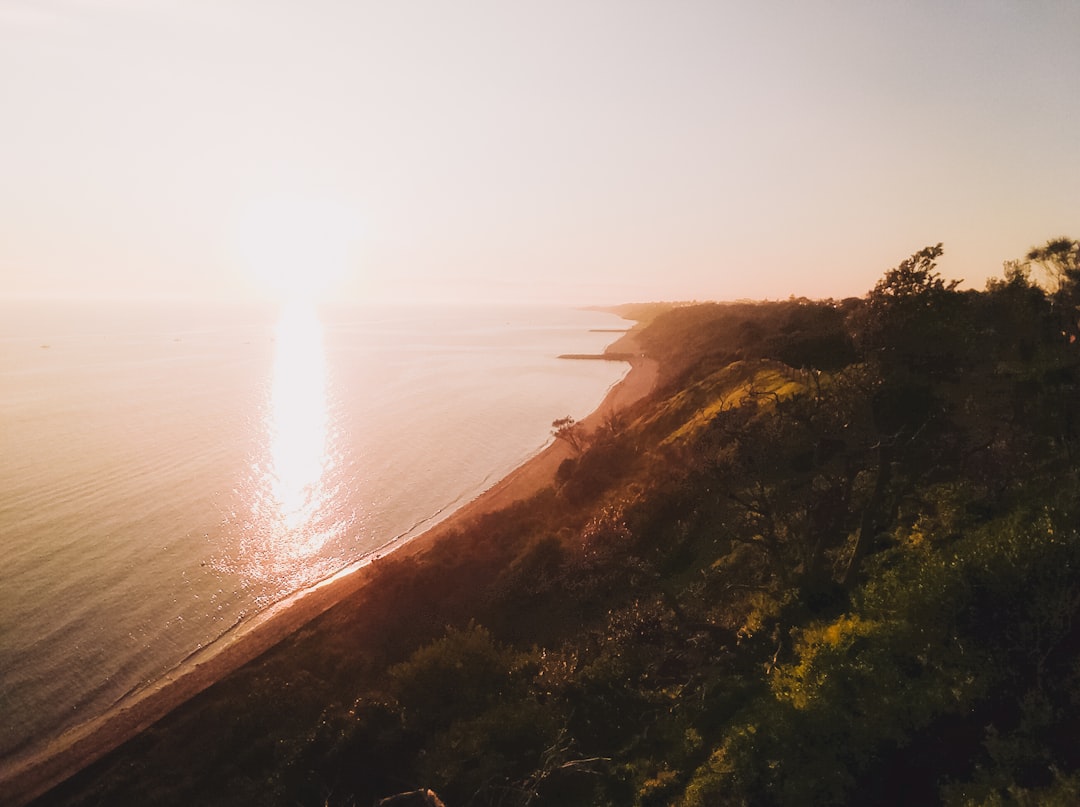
[0,328,658,807]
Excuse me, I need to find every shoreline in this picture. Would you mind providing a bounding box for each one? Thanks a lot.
[0,328,659,807]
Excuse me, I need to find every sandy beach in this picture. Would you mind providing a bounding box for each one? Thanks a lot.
[0,329,658,807]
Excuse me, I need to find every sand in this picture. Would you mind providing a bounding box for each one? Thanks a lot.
[0,330,659,807]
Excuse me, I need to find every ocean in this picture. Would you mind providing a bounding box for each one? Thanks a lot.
[0,300,629,762]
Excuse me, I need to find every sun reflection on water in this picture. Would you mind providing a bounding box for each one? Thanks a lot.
[269,302,329,532]
[240,301,348,587]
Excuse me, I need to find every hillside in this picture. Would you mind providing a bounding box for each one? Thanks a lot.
[36,240,1080,806]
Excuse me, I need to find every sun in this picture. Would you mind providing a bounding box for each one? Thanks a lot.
[236,194,361,301]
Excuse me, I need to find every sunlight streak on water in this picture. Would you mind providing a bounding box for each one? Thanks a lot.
[238,301,349,590]
[0,301,635,761]
[269,303,330,534]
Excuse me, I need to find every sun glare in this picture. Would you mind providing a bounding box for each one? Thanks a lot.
[237,194,360,301]
[236,301,349,588]
[267,301,332,541]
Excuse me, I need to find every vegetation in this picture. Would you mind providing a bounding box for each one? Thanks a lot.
[39,239,1080,806]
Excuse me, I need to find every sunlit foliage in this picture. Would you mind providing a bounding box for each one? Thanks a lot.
[44,240,1080,807]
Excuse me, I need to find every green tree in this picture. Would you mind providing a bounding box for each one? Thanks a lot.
[1026,237,1080,343]
[1025,237,1080,293]
[855,243,963,375]
[552,415,586,454]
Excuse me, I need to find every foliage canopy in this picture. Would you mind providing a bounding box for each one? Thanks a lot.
[39,239,1080,807]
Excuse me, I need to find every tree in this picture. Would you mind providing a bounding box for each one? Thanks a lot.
[1026,237,1080,344]
[869,243,953,303]
[551,415,586,454]
[852,244,967,380]
[1026,237,1080,293]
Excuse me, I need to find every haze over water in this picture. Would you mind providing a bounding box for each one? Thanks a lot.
[0,301,629,761]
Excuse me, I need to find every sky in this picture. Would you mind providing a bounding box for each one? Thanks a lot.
[2,0,1078,305]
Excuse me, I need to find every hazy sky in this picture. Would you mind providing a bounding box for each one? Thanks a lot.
[2,1,1078,304]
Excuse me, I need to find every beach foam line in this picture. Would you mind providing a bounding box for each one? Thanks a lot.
[0,548,383,806]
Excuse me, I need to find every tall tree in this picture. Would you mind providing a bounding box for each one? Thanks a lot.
[1026,237,1080,293]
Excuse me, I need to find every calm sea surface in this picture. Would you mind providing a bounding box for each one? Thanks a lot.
[0,301,629,761]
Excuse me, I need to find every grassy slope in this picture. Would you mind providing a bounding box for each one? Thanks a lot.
[38,280,1080,806]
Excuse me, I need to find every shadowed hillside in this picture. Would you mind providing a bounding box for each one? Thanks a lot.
[35,239,1080,806]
